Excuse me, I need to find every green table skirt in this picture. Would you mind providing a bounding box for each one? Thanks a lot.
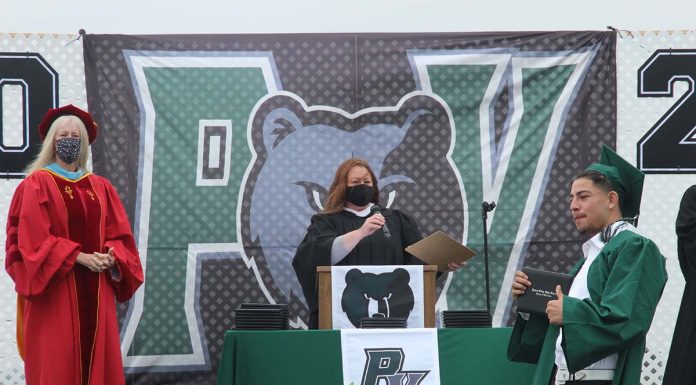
[217,328,536,385]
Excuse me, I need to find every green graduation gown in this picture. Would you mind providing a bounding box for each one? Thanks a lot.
[508,229,667,385]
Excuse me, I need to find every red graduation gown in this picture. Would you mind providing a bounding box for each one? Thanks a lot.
[5,169,144,385]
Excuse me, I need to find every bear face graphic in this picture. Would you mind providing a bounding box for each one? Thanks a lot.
[241,91,465,325]
[341,268,415,328]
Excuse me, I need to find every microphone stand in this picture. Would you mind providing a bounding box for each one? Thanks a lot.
[482,201,496,319]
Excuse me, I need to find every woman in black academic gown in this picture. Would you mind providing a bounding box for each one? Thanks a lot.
[663,185,696,384]
[292,158,461,329]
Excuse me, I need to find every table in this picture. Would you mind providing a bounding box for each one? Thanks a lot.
[217,328,536,385]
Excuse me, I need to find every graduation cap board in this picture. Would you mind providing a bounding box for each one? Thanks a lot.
[405,231,476,272]
[584,144,645,220]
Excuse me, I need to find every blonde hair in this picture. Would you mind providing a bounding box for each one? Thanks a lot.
[25,115,92,175]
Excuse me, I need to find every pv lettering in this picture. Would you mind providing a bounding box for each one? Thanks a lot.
[361,348,429,385]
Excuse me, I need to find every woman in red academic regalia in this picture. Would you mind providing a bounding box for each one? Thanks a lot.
[5,105,144,385]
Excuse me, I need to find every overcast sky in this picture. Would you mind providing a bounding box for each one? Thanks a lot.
[2,0,694,34]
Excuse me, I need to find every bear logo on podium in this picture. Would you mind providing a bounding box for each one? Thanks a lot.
[341,268,415,327]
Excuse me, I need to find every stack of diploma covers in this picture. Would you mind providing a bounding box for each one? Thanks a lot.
[441,310,492,328]
[405,231,477,272]
[359,316,407,329]
[234,303,289,330]
[516,267,574,315]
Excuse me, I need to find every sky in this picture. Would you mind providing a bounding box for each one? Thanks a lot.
[2,0,694,35]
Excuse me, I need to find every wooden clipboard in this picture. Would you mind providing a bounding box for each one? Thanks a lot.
[405,231,477,272]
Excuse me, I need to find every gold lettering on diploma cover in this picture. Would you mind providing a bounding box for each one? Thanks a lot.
[64,186,74,200]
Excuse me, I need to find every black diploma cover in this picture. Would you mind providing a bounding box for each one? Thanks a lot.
[516,267,574,315]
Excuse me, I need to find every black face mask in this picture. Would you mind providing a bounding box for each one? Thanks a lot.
[346,184,374,207]
[56,137,81,164]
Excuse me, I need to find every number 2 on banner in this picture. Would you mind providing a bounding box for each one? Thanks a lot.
[637,49,696,173]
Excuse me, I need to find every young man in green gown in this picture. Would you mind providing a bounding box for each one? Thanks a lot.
[508,145,667,385]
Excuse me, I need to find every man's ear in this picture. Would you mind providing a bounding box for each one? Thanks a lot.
[608,190,620,210]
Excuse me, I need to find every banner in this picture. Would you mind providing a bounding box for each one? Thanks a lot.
[2,29,692,385]
[81,31,615,383]
[616,29,696,385]
[331,265,425,329]
[341,328,439,385]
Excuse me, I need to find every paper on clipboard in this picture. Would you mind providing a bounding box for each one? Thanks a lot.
[405,231,477,272]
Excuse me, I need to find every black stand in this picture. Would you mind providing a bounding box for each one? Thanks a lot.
[482,201,496,314]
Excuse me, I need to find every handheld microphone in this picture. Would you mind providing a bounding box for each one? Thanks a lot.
[370,205,392,239]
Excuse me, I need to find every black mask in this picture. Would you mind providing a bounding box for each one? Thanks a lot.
[56,137,81,164]
[346,184,374,207]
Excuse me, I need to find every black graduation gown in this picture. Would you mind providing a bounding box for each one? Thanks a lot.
[292,208,424,329]
[664,185,696,385]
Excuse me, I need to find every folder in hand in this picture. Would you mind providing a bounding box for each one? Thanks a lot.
[405,231,476,272]
[516,267,574,315]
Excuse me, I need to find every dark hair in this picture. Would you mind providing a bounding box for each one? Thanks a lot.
[572,170,613,193]
[323,158,380,214]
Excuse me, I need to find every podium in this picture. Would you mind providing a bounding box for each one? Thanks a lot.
[316,265,438,329]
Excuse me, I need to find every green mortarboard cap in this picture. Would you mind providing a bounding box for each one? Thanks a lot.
[584,144,645,220]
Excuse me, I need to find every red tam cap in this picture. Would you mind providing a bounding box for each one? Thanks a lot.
[38,104,98,144]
